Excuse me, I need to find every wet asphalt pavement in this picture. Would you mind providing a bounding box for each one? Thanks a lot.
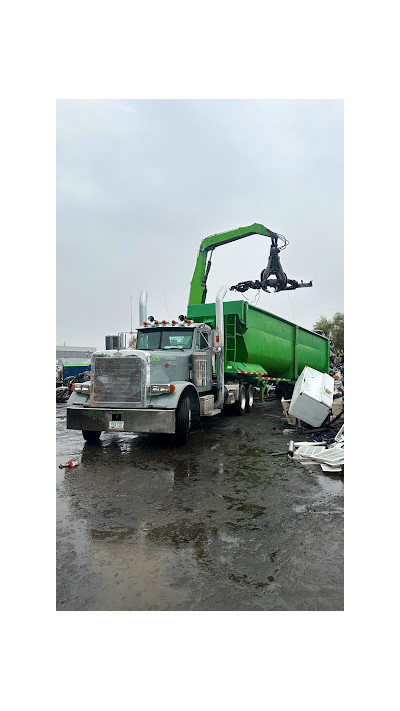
[56,399,344,611]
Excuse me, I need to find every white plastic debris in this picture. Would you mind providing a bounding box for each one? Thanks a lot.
[320,464,343,472]
[335,425,344,443]
[311,444,344,467]
[289,428,344,473]
[293,444,327,459]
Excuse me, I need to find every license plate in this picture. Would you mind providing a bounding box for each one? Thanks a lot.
[109,420,124,430]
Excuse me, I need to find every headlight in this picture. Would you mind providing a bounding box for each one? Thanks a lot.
[73,383,90,393]
[150,384,176,395]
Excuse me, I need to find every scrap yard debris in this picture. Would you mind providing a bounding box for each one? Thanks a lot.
[288,426,344,474]
[56,371,91,403]
[273,364,344,474]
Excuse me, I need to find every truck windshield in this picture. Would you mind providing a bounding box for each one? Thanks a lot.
[137,328,193,350]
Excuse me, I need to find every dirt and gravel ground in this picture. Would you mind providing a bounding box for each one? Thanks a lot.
[56,398,343,611]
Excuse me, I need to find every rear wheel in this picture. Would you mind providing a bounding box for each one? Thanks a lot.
[175,394,191,445]
[235,385,246,415]
[281,382,294,400]
[82,430,101,443]
[245,385,254,413]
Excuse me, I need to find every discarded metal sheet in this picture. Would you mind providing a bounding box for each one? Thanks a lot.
[320,463,343,472]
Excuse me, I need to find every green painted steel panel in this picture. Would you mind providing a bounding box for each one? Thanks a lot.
[187,300,329,379]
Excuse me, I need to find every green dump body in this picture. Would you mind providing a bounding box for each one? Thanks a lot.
[187,300,329,381]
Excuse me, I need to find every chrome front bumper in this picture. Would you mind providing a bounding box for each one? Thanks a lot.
[66,406,176,434]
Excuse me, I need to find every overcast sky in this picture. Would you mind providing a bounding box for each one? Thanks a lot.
[57,99,343,350]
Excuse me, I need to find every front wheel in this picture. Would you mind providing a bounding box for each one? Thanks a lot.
[175,394,191,445]
[82,430,101,443]
[245,385,254,413]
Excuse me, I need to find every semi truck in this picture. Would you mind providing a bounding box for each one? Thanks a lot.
[66,223,329,444]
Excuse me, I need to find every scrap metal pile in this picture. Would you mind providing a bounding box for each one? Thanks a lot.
[56,371,90,403]
[288,425,344,474]
[277,365,344,475]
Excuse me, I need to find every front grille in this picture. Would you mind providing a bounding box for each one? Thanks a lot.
[93,356,145,404]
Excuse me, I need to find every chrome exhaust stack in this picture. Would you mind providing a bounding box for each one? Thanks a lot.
[214,285,227,409]
[139,290,148,325]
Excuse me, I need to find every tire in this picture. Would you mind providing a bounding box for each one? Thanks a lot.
[175,394,191,445]
[245,384,254,413]
[275,382,282,400]
[235,384,246,415]
[281,382,294,400]
[82,430,101,443]
[191,409,201,429]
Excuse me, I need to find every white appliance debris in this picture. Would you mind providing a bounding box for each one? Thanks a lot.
[288,366,334,427]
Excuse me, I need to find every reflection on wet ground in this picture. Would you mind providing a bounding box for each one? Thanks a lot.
[56,402,344,611]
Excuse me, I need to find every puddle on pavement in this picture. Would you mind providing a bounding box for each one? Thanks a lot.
[228,572,275,591]
[78,438,200,483]
[293,504,308,514]
[218,530,240,547]
[90,527,137,541]
[223,495,266,518]
[147,520,207,547]
[315,473,343,497]
[147,520,213,571]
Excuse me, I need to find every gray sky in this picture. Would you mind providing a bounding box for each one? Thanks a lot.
[57,99,343,350]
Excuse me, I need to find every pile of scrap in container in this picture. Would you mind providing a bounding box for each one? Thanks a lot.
[288,425,344,474]
[279,366,344,474]
[281,365,343,432]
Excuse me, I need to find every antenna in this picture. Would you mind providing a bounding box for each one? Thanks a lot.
[164,290,170,322]
[130,296,133,332]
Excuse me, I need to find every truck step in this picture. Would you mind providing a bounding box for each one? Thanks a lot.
[202,408,221,417]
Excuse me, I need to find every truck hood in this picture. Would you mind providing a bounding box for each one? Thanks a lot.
[91,348,191,385]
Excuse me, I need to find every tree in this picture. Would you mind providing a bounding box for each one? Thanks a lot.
[313,312,344,352]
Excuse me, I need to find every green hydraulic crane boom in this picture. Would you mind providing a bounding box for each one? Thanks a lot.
[188,222,312,306]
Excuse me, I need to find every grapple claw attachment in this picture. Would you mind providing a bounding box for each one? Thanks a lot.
[230,234,313,294]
